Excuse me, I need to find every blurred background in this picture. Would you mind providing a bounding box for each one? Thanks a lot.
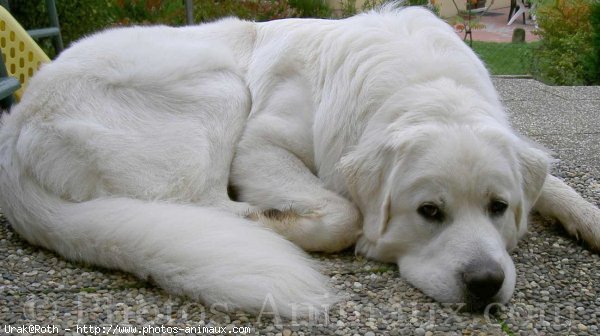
[5,0,600,86]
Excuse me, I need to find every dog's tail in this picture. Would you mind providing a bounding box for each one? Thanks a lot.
[0,126,336,318]
[535,174,600,251]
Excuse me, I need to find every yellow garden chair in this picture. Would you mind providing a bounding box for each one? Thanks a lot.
[0,5,51,105]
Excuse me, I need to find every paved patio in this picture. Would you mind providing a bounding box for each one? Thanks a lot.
[453,5,540,42]
[0,78,599,335]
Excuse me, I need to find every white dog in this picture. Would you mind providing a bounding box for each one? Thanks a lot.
[0,6,598,317]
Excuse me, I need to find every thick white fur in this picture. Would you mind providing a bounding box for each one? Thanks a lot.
[0,5,598,315]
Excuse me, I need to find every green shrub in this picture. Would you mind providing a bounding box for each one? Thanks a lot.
[115,1,298,25]
[337,0,431,18]
[533,0,597,85]
[289,0,331,18]
[590,1,600,84]
[406,0,429,5]
[337,0,357,17]
[7,0,304,55]
[113,0,186,26]
[193,0,297,22]
[9,0,116,53]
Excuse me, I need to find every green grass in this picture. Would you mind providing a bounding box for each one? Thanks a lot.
[499,319,516,336]
[470,41,541,76]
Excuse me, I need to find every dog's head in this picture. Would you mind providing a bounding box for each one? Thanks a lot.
[340,84,550,309]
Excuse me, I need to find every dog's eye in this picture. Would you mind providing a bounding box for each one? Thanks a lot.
[417,203,444,222]
[489,200,508,217]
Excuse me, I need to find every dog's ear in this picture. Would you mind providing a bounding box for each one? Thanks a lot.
[515,144,550,237]
[339,134,400,243]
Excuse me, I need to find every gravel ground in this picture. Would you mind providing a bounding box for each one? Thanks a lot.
[1,78,599,335]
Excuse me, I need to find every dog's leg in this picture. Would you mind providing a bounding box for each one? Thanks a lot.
[534,174,600,250]
[230,79,361,252]
[232,143,361,253]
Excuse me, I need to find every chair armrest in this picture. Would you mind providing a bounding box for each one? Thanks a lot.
[0,76,21,100]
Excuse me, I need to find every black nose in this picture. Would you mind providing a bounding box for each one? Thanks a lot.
[462,259,505,302]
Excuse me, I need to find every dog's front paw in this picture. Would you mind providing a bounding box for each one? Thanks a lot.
[565,201,600,251]
[254,199,361,253]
